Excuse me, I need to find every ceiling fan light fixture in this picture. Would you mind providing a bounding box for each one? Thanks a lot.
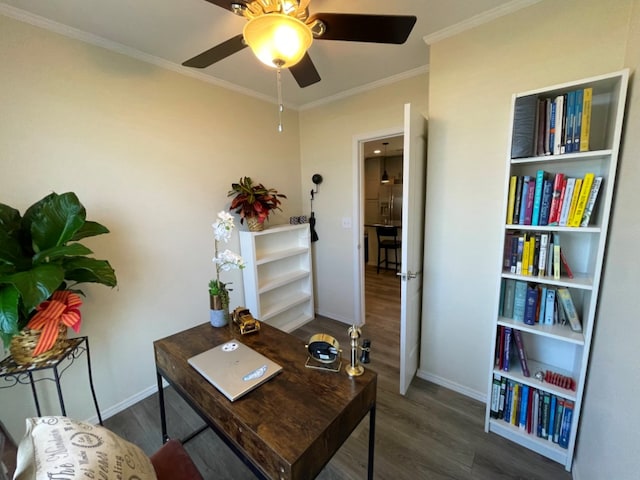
[243,13,313,68]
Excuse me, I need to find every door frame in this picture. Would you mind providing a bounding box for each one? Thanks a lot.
[352,126,403,325]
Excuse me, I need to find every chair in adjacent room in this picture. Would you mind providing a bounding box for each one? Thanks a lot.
[376,225,401,273]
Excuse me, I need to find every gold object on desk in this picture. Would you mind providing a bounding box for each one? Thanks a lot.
[231,307,261,335]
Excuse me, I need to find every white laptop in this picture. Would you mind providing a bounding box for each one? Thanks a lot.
[188,340,283,402]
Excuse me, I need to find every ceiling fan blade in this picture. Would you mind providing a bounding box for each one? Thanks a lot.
[310,13,417,44]
[183,34,246,68]
[202,0,242,12]
[289,53,321,88]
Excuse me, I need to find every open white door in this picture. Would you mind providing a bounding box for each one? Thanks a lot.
[399,103,427,395]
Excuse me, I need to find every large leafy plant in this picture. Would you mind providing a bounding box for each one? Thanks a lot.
[0,192,117,347]
[228,176,287,225]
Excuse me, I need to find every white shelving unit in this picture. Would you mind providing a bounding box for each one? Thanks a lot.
[239,224,314,332]
[485,69,629,471]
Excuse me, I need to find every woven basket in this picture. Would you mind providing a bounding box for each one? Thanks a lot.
[246,217,264,232]
[9,324,68,366]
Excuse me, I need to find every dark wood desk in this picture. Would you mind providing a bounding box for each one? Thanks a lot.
[154,322,377,480]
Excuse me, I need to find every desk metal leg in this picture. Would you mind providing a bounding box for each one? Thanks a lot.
[83,338,103,425]
[28,371,41,416]
[157,372,169,443]
[368,403,376,480]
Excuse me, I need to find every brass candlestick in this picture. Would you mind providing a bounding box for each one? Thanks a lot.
[345,325,365,377]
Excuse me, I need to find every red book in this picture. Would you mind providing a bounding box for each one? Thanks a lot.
[548,173,565,225]
[560,249,574,279]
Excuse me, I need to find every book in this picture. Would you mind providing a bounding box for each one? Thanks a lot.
[511,96,539,158]
[556,287,582,332]
[516,234,525,275]
[532,390,540,437]
[523,284,538,326]
[546,240,554,278]
[509,235,519,273]
[548,99,556,155]
[512,329,530,377]
[547,173,565,225]
[504,380,514,422]
[523,177,536,225]
[569,172,595,227]
[554,177,568,225]
[518,176,530,225]
[521,233,530,276]
[502,327,513,371]
[565,90,576,153]
[536,99,546,156]
[558,401,574,448]
[537,286,547,324]
[511,383,520,425]
[558,177,576,226]
[553,398,565,443]
[512,281,528,322]
[498,279,505,316]
[538,233,549,277]
[531,233,540,276]
[579,175,603,227]
[526,386,534,434]
[490,373,502,418]
[538,179,553,226]
[540,393,551,438]
[519,384,530,429]
[567,177,582,226]
[531,170,546,226]
[553,233,561,279]
[512,176,524,225]
[544,98,552,155]
[579,87,593,152]
[553,95,564,155]
[560,248,574,279]
[548,395,557,441]
[573,89,583,152]
[503,279,516,318]
[506,175,518,224]
[495,326,505,368]
[498,377,507,419]
[544,288,556,325]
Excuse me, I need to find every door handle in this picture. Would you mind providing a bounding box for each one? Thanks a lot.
[396,271,418,280]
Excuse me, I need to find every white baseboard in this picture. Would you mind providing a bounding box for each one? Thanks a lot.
[314,309,352,325]
[416,369,486,403]
[83,381,166,425]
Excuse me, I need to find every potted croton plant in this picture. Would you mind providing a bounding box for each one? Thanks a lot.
[228,176,287,231]
[0,192,117,363]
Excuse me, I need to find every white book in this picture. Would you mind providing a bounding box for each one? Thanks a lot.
[538,233,549,277]
[553,95,564,155]
[559,177,576,226]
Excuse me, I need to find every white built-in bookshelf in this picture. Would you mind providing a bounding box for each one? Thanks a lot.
[485,69,629,471]
[239,224,314,332]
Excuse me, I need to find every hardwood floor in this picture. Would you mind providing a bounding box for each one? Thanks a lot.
[105,266,572,479]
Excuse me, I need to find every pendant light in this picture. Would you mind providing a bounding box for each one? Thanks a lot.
[380,142,390,184]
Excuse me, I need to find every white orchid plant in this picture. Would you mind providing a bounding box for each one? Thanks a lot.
[210,211,245,308]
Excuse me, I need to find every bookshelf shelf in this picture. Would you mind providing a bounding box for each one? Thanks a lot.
[240,224,315,332]
[485,69,629,472]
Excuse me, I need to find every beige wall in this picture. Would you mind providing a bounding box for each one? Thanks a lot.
[299,74,428,323]
[425,0,639,475]
[0,14,302,440]
[575,1,640,478]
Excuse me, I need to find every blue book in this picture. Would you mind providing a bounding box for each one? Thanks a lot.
[503,279,516,318]
[502,327,513,371]
[544,289,556,325]
[504,380,514,423]
[538,179,553,226]
[537,287,547,324]
[574,89,583,152]
[531,170,546,226]
[513,281,528,322]
[548,395,557,441]
[523,285,538,326]
[565,91,576,153]
[518,176,530,225]
[559,401,574,448]
[519,385,530,429]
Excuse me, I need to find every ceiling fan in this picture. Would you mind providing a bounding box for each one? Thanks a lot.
[183,0,417,88]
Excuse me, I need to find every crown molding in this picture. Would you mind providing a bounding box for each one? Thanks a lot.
[0,4,283,106]
[423,0,541,45]
[298,65,429,111]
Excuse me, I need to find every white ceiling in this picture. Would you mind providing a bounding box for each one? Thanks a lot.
[0,0,531,108]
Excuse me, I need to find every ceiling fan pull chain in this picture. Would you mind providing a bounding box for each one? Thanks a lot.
[276,64,284,132]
